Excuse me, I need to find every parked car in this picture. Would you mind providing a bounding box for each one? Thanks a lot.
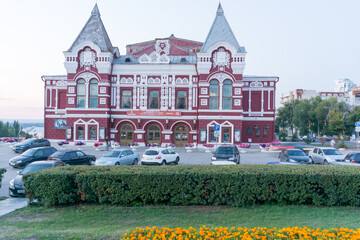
[95,149,139,166]
[308,147,345,164]
[141,148,180,165]
[211,145,240,165]
[9,160,65,197]
[8,146,57,168]
[48,150,95,165]
[302,135,315,143]
[344,152,360,163]
[278,149,310,163]
[12,138,51,153]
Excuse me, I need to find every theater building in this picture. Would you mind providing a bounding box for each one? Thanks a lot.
[43,4,279,146]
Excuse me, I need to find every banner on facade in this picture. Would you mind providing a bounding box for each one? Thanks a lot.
[127,110,181,117]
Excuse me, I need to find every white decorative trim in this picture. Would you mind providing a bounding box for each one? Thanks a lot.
[234,99,241,106]
[68,87,74,93]
[201,88,208,94]
[155,40,170,55]
[175,78,189,84]
[201,99,207,105]
[120,77,133,84]
[100,98,106,104]
[213,47,230,68]
[80,47,96,68]
[234,88,241,95]
[250,81,263,87]
[68,98,74,104]
[139,52,170,64]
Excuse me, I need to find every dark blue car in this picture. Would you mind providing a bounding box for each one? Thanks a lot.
[278,149,310,163]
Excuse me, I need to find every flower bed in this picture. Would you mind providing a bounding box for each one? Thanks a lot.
[238,143,250,148]
[123,226,360,240]
[184,143,194,147]
[75,141,85,146]
[94,142,103,147]
[165,143,176,148]
[148,143,159,147]
[58,141,69,146]
[203,143,214,148]
[129,142,139,147]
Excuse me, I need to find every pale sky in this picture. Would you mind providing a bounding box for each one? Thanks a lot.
[1,0,360,120]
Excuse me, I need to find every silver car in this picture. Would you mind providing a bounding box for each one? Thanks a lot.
[309,147,345,164]
[95,149,139,166]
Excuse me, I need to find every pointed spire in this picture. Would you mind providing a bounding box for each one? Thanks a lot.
[68,4,113,52]
[217,3,224,15]
[91,3,100,16]
[201,4,245,53]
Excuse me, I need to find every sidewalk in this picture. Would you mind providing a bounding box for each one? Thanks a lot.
[0,198,28,217]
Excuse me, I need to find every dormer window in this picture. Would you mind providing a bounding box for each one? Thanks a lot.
[125,58,131,63]
[180,58,187,63]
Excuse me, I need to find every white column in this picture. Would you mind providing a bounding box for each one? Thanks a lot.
[55,89,58,110]
[169,87,172,108]
[171,75,175,110]
[49,88,52,107]
[268,90,271,109]
[219,83,223,110]
[188,87,193,110]
[192,87,196,107]
[85,82,89,108]
[137,87,140,107]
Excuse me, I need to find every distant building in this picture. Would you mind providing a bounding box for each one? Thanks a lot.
[281,89,317,104]
[23,126,44,138]
[334,78,356,92]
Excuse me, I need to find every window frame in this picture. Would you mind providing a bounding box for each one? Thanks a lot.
[222,79,232,110]
[76,79,86,108]
[176,90,187,110]
[209,80,219,110]
[148,90,160,109]
[121,89,132,109]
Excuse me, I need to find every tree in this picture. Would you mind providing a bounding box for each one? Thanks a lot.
[276,100,299,135]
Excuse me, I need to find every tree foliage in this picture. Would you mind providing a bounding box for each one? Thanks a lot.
[0,120,30,138]
[276,97,357,137]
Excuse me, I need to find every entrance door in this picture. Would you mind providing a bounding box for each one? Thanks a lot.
[174,125,188,147]
[147,124,161,145]
[119,124,133,146]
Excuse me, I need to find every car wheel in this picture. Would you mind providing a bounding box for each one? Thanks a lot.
[115,162,120,166]
[161,160,166,165]
[309,157,314,164]
[174,157,179,165]
[323,159,329,165]
[133,158,139,165]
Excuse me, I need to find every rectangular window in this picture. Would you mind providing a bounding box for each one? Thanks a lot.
[176,91,187,109]
[77,97,85,108]
[223,98,232,109]
[149,90,159,109]
[89,82,98,108]
[121,90,132,109]
[247,127,252,135]
[210,128,216,142]
[89,97,98,108]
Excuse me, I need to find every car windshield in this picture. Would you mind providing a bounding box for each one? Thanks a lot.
[18,139,33,145]
[144,150,159,155]
[21,164,52,175]
[21,148,38,157]
[215,147,234,155]
[323,149,342,155]
[50,152,66,158]
[288,151,306,156]
[103,151,121,157]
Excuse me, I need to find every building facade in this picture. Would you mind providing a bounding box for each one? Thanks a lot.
[43,4,279,146]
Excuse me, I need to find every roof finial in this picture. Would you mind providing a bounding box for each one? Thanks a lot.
[91,3,100,16]
[217,2,224,15]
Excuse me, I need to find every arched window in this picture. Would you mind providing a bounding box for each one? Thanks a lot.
[76,79,85,108]
[223,80,232,109]
[209,80,219,110]
[89,79,98,108]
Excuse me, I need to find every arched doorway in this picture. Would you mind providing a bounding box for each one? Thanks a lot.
[146,124,161,145]
[119,124,133,146]
[174,125,189,147]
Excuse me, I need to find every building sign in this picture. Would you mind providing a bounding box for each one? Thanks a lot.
[65,127,72,139]
[127,110,181,117]
[99,127,106,140]
[54,119,67,129]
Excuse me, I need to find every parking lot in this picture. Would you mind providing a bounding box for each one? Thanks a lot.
[0,142,283,197]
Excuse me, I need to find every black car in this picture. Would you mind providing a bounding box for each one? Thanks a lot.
[12,138,51,153]
[211,145,240,164]
[344,152,360,163]
[9,160,65,197]
[279,149,310,163]
[9,147,57,168]
[49,150,95,165]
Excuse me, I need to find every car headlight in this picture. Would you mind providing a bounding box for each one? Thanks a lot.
[211,157,216,161]
[9,179,14,188]
[16,160,23,163]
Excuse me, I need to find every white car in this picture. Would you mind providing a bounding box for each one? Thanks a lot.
[309,147,345,164]
[95,149,139,166]
[141,148,180,165]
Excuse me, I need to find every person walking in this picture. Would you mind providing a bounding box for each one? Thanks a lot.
[330,138,336,148]
[106,137,110,151]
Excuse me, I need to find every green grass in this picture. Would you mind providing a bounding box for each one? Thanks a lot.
[1,204,360,239]
[0,197,7,201]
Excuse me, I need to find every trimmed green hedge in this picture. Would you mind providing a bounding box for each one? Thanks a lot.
[0,168,6,189]
[23,165,360,207]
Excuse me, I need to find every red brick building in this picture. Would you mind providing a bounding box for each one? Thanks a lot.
[43,4,279,146]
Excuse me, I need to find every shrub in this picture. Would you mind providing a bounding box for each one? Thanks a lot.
[23,165,360,207]
[0,168,6,188]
